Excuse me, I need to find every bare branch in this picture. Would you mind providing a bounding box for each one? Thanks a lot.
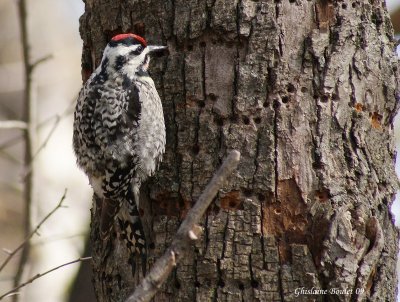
[0,257,92,300]
[14,0,36,297]
[0,121,27,130]
[0,190,67,273]
[126,150,241,302]
[21,98,76,178]
[22,115,61,179]
[30,54,53,71]
[0,136,23,152]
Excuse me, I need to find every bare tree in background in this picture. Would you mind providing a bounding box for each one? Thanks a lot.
[79,0,400,301]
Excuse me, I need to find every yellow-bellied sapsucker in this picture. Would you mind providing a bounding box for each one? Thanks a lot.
[73,33,166,265]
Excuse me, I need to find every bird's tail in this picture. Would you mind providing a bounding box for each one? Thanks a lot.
[99,187,147,275]
[117,189,147,276]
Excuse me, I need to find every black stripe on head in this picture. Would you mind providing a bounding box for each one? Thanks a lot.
[115,55,126,70]
[94,57,109,82]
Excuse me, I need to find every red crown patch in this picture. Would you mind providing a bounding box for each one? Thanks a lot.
[111,33,147,47]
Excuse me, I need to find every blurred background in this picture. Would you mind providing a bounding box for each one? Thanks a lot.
[0,1,399,301]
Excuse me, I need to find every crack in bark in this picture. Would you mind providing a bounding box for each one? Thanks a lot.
[251,130,261,187]
[276,243,285,302]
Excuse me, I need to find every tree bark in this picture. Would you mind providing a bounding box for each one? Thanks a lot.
[79,1,400,301]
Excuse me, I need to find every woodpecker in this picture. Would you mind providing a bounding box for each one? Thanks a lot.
[73,33,166,262]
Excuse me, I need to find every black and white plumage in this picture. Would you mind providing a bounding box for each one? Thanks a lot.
[73,33,166,259]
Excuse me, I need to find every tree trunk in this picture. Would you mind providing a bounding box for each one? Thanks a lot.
[79,0,400,301]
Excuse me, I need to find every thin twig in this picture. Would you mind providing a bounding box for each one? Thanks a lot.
[0,136,23,152]
[14,0,35,298]
[22,98,76,179]
[0,257,92,300]
[0,190,67,273]
[30,54,53,71]
[126,150,241,302]
[0,121,27,130]
[0,98,75,153]
[37,96,76,129]
[0,149,23,165]
[22,115,60,179]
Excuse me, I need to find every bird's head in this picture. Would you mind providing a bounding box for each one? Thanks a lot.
[100,33,167,77]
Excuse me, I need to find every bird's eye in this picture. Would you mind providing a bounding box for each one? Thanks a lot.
[130,45,143,56]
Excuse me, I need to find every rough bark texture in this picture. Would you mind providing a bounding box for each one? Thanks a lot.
[79,1,400,301]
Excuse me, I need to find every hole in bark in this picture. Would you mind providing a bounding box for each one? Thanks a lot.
[214,116,224,126]
[243,188,253,197]
[378,204,383,211]
[273,99,281,109]
[301,87,308,93]
[174,280,181,289]
[220,191,243,210]
[282,96,290,103]
[321,95,329,103]
[274,208,282,215]
[254,117,262,124]
[200,41,206,47]
[229,200,237,208]
[192,145,200,155]
[238,282,245,290]
[227,41,234,48]
[352,2,357,8]
[258,193,265,201]
[195,281,201,288]
[263,100,270,107]
[187,44,193,51]
[218,280,225,288]
[230,115,239,123]
[332,93,339,101]
[287,83,296,93]
[315,188,330,202]
[149,242,155,249]
[208,93,217,101]
[251,280,259,288]
[242,116,250,125]
[198,100,206,108]
[342,3,347,9]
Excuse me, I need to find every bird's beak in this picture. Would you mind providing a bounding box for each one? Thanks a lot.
[147,45,169,56]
